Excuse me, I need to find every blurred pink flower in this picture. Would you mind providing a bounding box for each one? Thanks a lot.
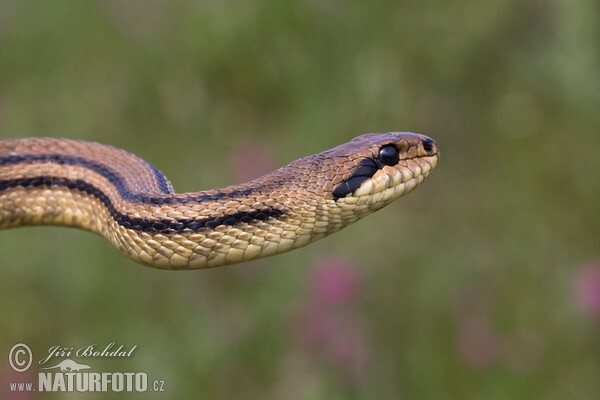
[454,302,545,372]
[457,316,502,368]
[573,262,600,319]
[310,257,360,306]
[290,256,369,383]
[292,310,368,383]
[229,140,275,183]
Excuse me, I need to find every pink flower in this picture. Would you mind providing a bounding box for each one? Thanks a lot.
[310,257,360,307]
[573,262,600,319]
[290,256,368,383]
[455,312,544,372]
[292,310,368,383]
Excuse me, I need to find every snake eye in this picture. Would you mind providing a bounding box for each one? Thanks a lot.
[379,145,399,166]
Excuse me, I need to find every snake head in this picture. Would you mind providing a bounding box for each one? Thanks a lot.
[323,132,439,209]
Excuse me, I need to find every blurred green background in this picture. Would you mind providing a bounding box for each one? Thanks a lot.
[1,1,599,399]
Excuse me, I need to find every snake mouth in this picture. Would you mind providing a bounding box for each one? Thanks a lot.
[339,152,438,208]
[360,154,437,194]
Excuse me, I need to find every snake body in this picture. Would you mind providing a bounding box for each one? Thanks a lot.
[0,132,438,269]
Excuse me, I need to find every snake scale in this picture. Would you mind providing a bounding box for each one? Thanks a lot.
[0,132,438,269]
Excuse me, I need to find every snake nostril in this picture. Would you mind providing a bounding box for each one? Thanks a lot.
[422,138,434,154]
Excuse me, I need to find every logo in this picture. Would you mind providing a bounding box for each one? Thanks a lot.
[6,342,166,393]
[9,343,33,372]
[40,359,91,372]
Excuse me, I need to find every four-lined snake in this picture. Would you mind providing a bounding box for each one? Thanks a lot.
[0,132,439,269]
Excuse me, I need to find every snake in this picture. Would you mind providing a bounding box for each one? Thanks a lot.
[0,132,439,269]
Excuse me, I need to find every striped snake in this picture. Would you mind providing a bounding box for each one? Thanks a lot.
[0,132,439,269]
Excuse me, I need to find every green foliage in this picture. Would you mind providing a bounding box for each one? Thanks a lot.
[1,0,599,398]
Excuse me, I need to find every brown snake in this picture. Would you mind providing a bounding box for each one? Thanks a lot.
[0,132,439,269]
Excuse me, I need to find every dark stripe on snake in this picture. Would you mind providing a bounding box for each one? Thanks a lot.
[0,154,260,204]
[0,177,285,233]
[332,158,379,199]
[145,160,172,194]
